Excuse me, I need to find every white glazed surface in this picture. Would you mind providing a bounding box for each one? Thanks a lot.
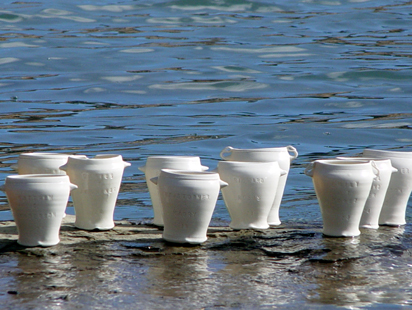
[138,156,208,226]
[219,145,298,226]
[305,159,377,237]
[13,152,73,175]
[336,157,397,228]
[218,161,284,230]
[2,174,76,246]
[155,169,223,244]
[363,149,412,226]
[64,154,131,230]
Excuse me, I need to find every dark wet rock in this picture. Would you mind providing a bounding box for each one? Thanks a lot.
[2,215,412,309]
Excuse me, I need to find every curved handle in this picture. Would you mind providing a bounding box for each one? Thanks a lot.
[201,165,209,171]
[287,145,298,161]
[370,160,380,179]
[59,164,67,172]
[219,180,228,188]
[123,161,131,168]
[220,146,234,161]
[138,165,146,173]
[10,164,18,171]
[304,162,315,177]
[70,183,78,191]
[150,176,158,185]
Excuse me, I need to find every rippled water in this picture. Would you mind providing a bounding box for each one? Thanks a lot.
[0,0,412,307]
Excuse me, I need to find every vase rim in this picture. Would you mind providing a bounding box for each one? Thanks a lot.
[19,152,72,159]
[364,149,412,158]
[6,174,70,183]
[160,169,219,180]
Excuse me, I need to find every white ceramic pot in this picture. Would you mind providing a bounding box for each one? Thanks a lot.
[217,161,287,230]
[138,156,208,226]
[337,156,397,229]
[219,145,298,225]
[151,169,227,244]
[0,174,77,247]
[305,159,379,237]
[11,152,75,175]
[363,149,412,226]
[61,154,131,230]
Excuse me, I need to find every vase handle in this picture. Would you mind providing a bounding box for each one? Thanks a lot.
[304,162,315,177]
[287,145,298,161]
[220,146,234,160]
[370,160,380,179]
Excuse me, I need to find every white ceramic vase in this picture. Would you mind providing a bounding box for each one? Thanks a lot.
[305,159,379,237]
[363,149,412,226]
[138,156,208,226]
[337,156,397,229]
[11,152,74,175]
[219,145,298,225]
[0,174,77,246]
[151,169,227,244]
[61,154,131,230]
[217,161,287,230]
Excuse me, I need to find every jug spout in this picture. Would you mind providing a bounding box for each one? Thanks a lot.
[124,161,131,168]
[0,184,5,192]
[138,165,146,173]
[219,180,228,188]
[304,162,315,177]
[59,164,67,172]
[150,176,158,185]
[10,164,18,171]
[70,183,78,191]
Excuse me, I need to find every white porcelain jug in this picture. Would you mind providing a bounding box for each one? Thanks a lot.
[11,152,74,175]
[151,169,227,244]
[337,156,397,229]
[138,156,208,226]
[0,174,77,246]
[219,145,298,225]
[363,149,412,226]
[217,161,287,230]
[61,154,131,230]
[305,159,379,237]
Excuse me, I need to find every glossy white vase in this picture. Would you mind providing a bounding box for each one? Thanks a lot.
[305,159,378,237]
[1,174,77,246]
[217,161,286,230]
[11,152,74,175]
[151,169,227,244]
[61,154,131,230]
[138,156,208,226]
[337,156,397,229]
[363,149,412,226]
[219,145,298,225]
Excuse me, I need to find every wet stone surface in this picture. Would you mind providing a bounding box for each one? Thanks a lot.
[1,216,412,309]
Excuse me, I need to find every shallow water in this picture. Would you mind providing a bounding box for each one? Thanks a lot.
[0,0,412,308]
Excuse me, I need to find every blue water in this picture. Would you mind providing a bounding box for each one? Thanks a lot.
[1,0,411,223]
[0,0,412,307]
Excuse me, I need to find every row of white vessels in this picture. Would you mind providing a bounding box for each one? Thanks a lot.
[2,146,411,245]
